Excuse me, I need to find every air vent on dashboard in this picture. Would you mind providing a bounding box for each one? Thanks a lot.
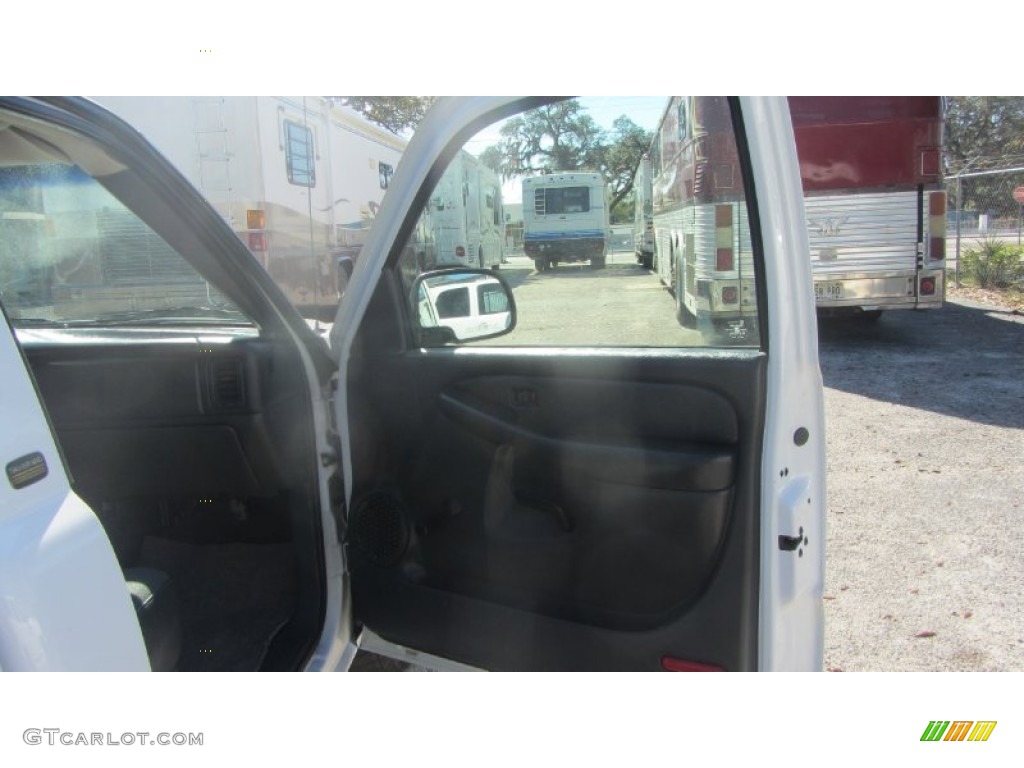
[209,358,246,410]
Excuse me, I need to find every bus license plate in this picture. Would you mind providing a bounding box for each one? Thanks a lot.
[815,281,842,301]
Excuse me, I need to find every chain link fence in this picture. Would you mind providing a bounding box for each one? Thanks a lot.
[947,167,1024,287]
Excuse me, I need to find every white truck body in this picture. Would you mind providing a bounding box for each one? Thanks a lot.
[522,172,609,270]
[94,96,406,317]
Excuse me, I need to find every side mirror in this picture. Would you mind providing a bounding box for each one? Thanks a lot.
[411,268,516,345]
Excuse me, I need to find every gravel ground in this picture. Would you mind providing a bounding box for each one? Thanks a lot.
[820,293,1024,670]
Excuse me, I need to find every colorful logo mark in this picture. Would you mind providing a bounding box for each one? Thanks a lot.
[921,721,997,742]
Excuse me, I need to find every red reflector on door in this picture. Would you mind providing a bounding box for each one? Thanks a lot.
[661,656,725,672]
[920,277,936,296]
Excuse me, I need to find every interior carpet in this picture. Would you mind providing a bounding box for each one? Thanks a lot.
[138,537,296,672]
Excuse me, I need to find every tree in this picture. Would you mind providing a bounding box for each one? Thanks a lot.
[481,101,605,176]
[601,116,653,215]
[328,97,435,135]
[480,100,652,222]
[945,97,1024,219]
[946,97,1024,174]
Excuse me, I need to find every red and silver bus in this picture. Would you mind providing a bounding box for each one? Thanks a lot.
[650,96,758,341]
[646,96,945,337]
[790,96,945,319]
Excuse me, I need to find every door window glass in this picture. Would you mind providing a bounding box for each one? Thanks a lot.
[397,97,761,348]
[0,164,245,327]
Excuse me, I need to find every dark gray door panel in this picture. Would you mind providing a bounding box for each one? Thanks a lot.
[348,350,766,670]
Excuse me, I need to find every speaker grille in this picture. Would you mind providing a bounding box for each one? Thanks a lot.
[349,490,410,567]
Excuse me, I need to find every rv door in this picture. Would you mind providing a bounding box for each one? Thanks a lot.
[331,97,825,671]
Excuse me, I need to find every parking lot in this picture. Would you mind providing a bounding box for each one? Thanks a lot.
[818,294,1024,670]
[491,249,702,346]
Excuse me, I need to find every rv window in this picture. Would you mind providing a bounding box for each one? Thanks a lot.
[284,121,315,187]
[536,187,591,215]
[379,162,394,190]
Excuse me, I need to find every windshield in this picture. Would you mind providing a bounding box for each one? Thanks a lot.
[0,161,248,328]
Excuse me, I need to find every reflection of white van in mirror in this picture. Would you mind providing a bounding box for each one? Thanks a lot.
[416,270,513,341]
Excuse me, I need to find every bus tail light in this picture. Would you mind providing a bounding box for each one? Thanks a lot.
[721,286,739,305]
[716,248,734,272]
[920,276,936,296]
[715,204,734,272]
[455,246,466,259]
[928,192,946,261]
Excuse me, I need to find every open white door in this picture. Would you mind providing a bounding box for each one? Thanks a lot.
[331,96,825,671]
[0,308,150,671]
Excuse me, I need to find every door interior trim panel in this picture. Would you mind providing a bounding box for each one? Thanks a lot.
[349,349,767,670]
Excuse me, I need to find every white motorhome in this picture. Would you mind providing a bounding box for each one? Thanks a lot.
[94,96,407,319]
[426,151,505,270]
[522,172,609,271]
[632,154,655,268]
